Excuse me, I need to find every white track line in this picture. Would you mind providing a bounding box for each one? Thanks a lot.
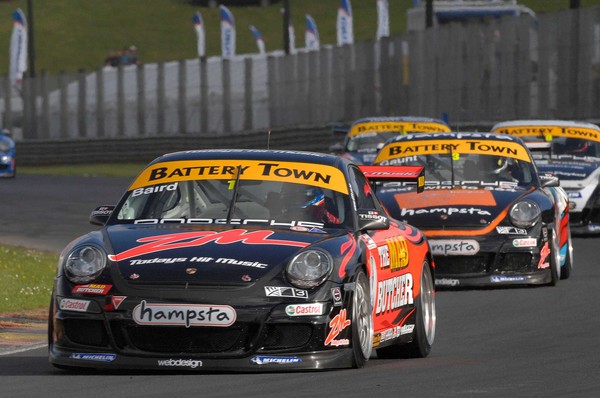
[0,342,47,356]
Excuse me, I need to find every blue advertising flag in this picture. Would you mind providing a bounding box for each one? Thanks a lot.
[220,5,236,58]
[305,14,320,50]
[376,0,390,39]
[193,11,206,57]
[249,25,266,54]
[9,8,28,89]
[337,0,354,46]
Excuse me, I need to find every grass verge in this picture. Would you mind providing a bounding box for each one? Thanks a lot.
[0,245,57,313]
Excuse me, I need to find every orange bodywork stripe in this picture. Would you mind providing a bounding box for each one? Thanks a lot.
[421,207,510,237]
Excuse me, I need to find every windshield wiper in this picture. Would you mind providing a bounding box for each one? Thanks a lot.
[449,148,455,187]
[225,166,242,223]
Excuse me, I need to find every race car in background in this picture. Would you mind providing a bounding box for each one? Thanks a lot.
[0,129,16,178]
[330,116,451,165]
[492,120,600,235]
[367,132,572,288]
[49,149,436,371]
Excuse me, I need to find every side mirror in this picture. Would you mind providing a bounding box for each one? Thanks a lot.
[357,209,390,231]
[540,174,560,188]
[89,205,115,226]
[329,142,344,154]
[331,124,349,136]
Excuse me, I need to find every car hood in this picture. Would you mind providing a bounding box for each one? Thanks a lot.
[104,224,341,285]
[536,158,600,181]
[377,187,532,229]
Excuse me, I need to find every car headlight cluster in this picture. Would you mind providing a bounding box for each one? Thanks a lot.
[286,249,333,289]
[64,245,107,283]
[509,201,541,228]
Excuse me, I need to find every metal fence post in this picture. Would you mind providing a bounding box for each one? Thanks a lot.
[59,71,68,139]
[77,69,87,138]
[137,64,146,136]
[244,57,253,131]
[200,57,208,134]
[157,62,165,135]
[222,58,231,134]
[178,60,187,134]
[96,67,105,138]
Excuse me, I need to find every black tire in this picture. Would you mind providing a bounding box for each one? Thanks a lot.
[560,228,573,280]
[351,270,373,368]
[549,228,561,286]
[47,295,54,347]
[376,261,436,359]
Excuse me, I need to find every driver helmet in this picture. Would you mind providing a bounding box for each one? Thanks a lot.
[563,138,590,154]
[301,187,325,208]
[280,184,325,212]
[480,155,508,175]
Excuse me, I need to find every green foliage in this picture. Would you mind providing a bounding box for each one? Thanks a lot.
[1,0,596,75]
[0,244,57,312]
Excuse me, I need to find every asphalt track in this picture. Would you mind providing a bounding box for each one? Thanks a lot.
[1,175,599,397]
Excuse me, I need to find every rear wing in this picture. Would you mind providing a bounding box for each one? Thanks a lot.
[524,141,552,159]
[359,165,425,193]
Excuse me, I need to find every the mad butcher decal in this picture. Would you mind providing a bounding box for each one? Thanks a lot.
[108,230,309,262]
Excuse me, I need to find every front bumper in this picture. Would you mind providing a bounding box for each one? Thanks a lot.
[49,280,355,371]
[49,344,354,372]
[429,231,551,288]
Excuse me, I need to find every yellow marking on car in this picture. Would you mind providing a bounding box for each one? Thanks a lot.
[493,125,600,143]
[128,160,349,194]
[375,139,532,163]
[348,121,450,137]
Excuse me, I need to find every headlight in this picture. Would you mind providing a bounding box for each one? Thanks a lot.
[0,155,10,163]
[286,250,333,289]
[509,201,541,228]
[64,245,107,283]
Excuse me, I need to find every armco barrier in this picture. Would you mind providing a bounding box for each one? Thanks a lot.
[15,126,340,166]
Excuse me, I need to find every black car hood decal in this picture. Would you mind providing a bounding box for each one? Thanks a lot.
[105,224,342,285]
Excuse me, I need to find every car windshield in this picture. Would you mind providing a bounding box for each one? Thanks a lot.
[520,136,600,159]
[550,137,600,158]
[380,153,536,186]
[346,132,399,152]
[113,178,351,228]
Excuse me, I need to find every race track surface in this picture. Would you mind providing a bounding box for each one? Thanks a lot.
[1,175,599,397]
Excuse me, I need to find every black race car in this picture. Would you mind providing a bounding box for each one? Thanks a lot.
[492,119,600,235]
[49,149,436,371]
[330,116,451,165]
[368,133,572,288]
[0,129,16,178]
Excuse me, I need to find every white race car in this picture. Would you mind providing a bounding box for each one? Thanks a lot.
[492,119,600,235]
